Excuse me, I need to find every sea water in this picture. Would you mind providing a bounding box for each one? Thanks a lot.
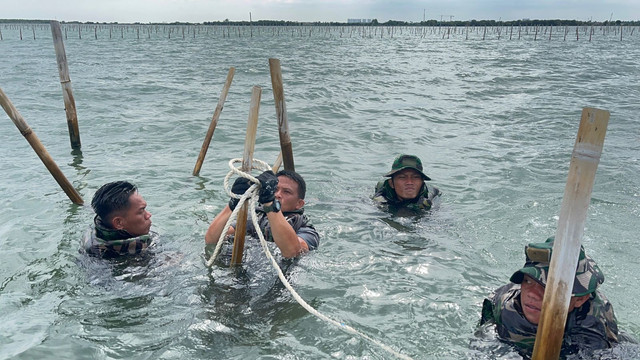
[1,24,639,359]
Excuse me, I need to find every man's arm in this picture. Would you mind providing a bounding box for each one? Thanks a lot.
[205,205,235,244]
[205,177,251,245]
[263,202,308,258]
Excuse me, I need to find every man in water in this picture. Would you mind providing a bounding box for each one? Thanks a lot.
[83,181,156,258]
[373,154,441,213]
[479,237,619,356]
[205,170,319,258]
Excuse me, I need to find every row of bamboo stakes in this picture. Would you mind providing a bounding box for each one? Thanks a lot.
[1,23,638,41]
[1,20,296,209]
[0,19,613,360]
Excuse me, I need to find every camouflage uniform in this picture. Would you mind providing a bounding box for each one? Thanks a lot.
[372,154,441,212]
[373,180,441,212]
[479,238,619,357]
[82,216,157,258]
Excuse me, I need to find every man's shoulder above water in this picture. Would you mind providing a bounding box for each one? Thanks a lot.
[373,179,441,211]
[82,217,157,258]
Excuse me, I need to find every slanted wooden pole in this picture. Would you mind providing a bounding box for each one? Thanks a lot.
[230,86,261,266]
[272,152,283,173]
[50,20,81,149]
[192,67,235,176]
[532,108,609,360]
[0,88,84,205]
[268,58,295,171]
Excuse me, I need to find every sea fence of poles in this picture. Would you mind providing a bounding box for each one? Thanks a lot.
[1,22,638,42]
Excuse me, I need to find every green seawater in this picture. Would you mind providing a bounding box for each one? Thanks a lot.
[1,24,639,359]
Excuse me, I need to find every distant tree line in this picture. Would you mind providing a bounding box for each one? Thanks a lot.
[2,18,638,26]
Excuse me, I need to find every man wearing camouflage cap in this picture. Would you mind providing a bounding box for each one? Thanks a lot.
[479,237,619,356]
[373,154,441,213]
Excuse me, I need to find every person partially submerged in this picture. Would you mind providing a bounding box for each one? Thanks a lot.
[373,154,441,213]
[205,170,319,259]
[479,237,620,357]
[83,181,156,258]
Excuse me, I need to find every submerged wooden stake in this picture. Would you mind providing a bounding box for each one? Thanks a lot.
[268,58,295,172]
[0,87,84,205]
[230,86,261,266]
[50,20,81,149]
[192,67,235,176]
[532,108,609,360]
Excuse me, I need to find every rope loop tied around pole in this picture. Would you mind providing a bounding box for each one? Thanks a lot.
[206,157,271,267]
[205,158,413,360]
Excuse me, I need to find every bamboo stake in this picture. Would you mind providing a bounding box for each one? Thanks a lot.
[192,67,235,176]
[268,58,295,171]
[272,152,283,173]
[50,20,81,149]
[230,86,261,266]
[0,88,84,205]
[532,108,609,360]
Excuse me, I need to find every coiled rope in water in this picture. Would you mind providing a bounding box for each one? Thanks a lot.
[206,158,413,360]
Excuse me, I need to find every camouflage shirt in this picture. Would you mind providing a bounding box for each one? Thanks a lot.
[480,283,619,357]
[373,180,441,212]
[82,216,157,258]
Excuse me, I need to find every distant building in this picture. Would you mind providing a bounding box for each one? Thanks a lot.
[347,19,372,24]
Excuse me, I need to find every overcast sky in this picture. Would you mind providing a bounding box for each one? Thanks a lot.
[5,0,640,23]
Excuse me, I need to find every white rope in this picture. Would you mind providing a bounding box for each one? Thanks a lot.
[206,158,413,360]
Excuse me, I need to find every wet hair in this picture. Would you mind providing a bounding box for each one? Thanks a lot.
[91,181,138,224]
[276,170,306,200]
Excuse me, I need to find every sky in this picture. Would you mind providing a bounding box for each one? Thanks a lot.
[4,0,640,23]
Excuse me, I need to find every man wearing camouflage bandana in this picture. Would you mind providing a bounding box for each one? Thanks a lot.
[83,181,157,258]
[479,237,619,357]
[373,154,441,214]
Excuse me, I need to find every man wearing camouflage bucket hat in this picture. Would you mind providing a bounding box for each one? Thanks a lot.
[479,237,620,357]
[373,154,441,214]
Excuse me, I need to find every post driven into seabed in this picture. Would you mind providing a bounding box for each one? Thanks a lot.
[230,86,262,265]
[193,67,235,176]
[50,20,81,149]
[269,58,295,172]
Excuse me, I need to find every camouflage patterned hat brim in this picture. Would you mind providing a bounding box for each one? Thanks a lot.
[510,249,605,297]
[510,264,549,288]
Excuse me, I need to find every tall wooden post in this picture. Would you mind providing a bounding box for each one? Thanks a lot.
[192,67,235,176]
[50,20,81,149]
[268,58,295,171]
[532,108,609,359]
[230,86,261,265]
[0,88,84,205]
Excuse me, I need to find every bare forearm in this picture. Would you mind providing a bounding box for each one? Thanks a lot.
[205,206,233,244]
[266,212,308,258]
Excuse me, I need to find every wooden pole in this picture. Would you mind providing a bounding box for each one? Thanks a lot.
[532,108,609,360]
[268,58,295,171]
[272,152,283,173]
[192,67,235,176]
[0,88,84,205]
[50,20,81,149]
[230,86,261,266]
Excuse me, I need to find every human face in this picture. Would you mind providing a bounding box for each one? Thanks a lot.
[389,168,424,201]
[115,192,152,237]
[275,176,304,212]
[520,274,590,325]
[520,275,545,324]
